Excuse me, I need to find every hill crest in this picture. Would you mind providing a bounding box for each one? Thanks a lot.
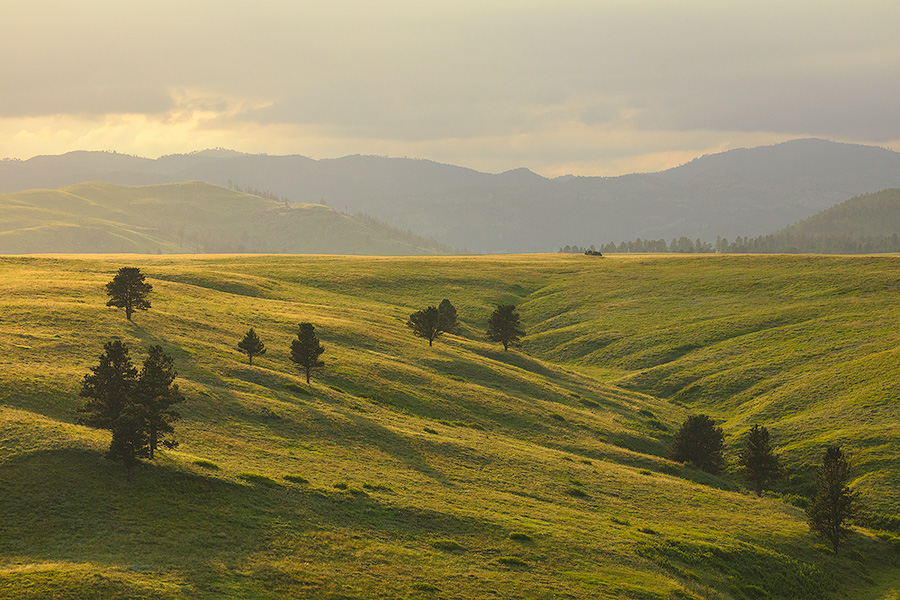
[0,181,453,255]
[777,187,900,238]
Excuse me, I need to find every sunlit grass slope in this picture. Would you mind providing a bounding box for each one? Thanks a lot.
[0,182,450,254]
[523,254,900,517]
[0,253,897,600]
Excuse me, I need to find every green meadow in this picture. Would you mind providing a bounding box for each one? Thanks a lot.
[0,253,898,599]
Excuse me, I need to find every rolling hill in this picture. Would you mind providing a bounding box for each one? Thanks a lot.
[778,188,900,238]
[3,139,900,252]
[689,188,900,253]
[0,253,898,599]
[0,181,452,255]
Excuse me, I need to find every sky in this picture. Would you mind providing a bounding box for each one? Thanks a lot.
[2,0,899,177]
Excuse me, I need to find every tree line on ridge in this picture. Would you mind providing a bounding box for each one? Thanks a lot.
[560,232,900,255]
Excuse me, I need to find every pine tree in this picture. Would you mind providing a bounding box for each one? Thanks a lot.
[136,345,183,460]
[438,299,460,334]
[238,327,267,365]
[806,445,860,553]
[78,340,138,430]
[78,341,147,480]
[108,403,151,482]
[290,322,325,383]
[105,267,152,321]
[486,304,525,351]
[407,306,444,346]
[79,341,184,479]
[670,414,726,474]
[738,424,781,496]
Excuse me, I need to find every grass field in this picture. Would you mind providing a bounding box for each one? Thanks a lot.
[0,253,898,599]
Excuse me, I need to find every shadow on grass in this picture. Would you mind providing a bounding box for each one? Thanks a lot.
[0,446,497,569]
[0,448,264,565]
[434,346,643,418]
[336,412,452,485]
[127,322,232,391]
[464,345,564,382]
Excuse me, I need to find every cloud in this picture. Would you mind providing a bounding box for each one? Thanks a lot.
[1,1,898,174]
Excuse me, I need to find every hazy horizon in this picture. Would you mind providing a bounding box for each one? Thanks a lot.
[4,1,898,177]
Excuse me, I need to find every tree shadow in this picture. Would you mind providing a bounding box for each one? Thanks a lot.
[0,448,262,564]
[336,411,453,485]
[0,446,497,571]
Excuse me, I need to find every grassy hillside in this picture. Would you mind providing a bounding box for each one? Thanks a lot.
[0,182,452,255]
[523,254,900,516]
[779,188,900,238]
[709,189,900,254]
[0,254,898,599]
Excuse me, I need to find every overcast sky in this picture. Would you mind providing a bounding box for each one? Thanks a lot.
[2,0,898,176]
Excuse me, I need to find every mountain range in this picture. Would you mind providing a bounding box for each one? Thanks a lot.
[2,138,900,253]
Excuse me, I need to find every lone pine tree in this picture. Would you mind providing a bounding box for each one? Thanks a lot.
[407,306,446,346]
[238,327,267,365]
[291,322,325,383]
[106,267,152,321]
[806,445,860,553]
[486,304,525,351]
[738,424,781,496]
[671,414,726,475]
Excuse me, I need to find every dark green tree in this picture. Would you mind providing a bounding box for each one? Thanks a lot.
[670,414,726,474]
[79,341,184,478]
[79,341,147,480]
[106,267,152,321]
[108,403,151,482]
[806,445,860,553]
[486,304,525,351]
[78,340,138,430]
[407,306,445,346]
[438,299,460,334]
[737,424,781,496]
[237,327,267,365]
[136,345,183,460]
[291,322,325,383]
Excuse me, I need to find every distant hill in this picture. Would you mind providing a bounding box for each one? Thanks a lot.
[733,188,900,254]
[0,181,453,255]
[3,139,900,252]
[778,188,900,238]
[707,188,900,254]
[596,188,900,254]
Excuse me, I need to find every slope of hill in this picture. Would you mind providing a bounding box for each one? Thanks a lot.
[0,182,452,255]
[3,139,900,252]
[659,138,900,189]
[682,188,900,253]
[778,188,900,238]
[0,254,897,599]
[522,254,900,517]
